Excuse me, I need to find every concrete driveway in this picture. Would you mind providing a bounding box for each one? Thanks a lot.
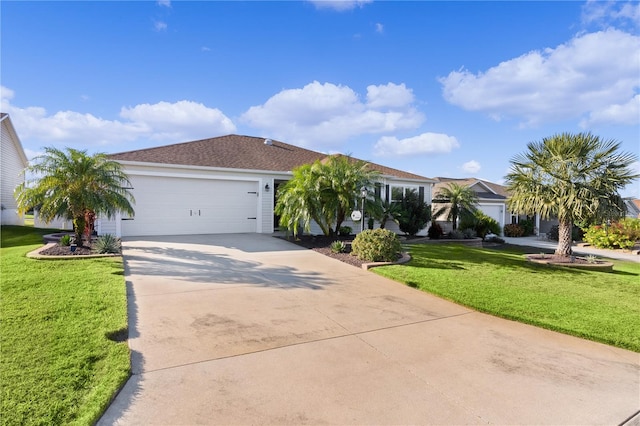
[99,234,639,425]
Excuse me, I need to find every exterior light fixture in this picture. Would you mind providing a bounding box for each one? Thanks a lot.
[265,183,270,192]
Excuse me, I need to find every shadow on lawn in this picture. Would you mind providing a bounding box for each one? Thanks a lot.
[405,242,602,275]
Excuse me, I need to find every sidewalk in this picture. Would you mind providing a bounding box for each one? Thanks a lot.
[502,235,640,263]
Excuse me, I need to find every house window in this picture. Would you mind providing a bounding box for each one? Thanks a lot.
[390,186,420,203]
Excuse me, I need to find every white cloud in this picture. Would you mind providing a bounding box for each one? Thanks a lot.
[366,83,414,109]
[582,0,640,29]
[308,0,372,11]
[241,81,424,148]
[461,160,481,174]
[120,100,236,141]
[157,0,171,7]
[1,87,236,148]
[373,133,460,157]
[154,20,167,31]
[375,23,384,34]
[440,29,640,127]
[581,94,640,127]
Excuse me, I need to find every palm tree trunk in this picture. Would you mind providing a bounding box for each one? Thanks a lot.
[555,218,573,257]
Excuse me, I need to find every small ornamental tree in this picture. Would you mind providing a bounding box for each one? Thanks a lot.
[397,189,431,236]
[432,183,478,230]
[15,147,135,246]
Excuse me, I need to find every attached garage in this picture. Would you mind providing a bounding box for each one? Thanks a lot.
[121,175,259,237]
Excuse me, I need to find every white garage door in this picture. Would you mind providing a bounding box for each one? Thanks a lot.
[479,204,503,226]
[122,175,259,236]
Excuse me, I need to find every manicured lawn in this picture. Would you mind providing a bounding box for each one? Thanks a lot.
[374,243,640,352]
[1,226,130,425]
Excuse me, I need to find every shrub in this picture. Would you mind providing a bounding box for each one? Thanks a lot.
[94,234,121,254]
[351,229,401,262]
[503,224,524,237]
[59,234,71,246]
[459,211,501,239]
[427,223,444,239]
[338,226,352,236]
[583,219,640,250]
[547,224,585,242]
[519,219,535,236]
[397,189,431,236]
[330,240,346,254]
[462,228,477,239]
[448,230,465,239]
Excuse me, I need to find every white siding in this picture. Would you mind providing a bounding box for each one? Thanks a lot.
[1,117,27,225]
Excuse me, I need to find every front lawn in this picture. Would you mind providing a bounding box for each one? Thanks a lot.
[1,226,130,425]
[374,243,640,352]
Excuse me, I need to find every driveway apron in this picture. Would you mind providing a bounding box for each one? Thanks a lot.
[99,234,639,425]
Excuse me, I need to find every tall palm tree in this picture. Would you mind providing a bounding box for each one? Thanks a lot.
[432,182,479,230]
[505,132,638,257]
[15,147,135,245]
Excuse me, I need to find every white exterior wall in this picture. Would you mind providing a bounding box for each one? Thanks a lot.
[1,116,28,226]
[99,161,291,237]
[33,211,72,230]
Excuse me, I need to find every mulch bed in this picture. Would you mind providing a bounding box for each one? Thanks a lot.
[40,244,96,256]
[277,234,367,268]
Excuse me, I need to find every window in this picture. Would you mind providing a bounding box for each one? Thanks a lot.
[390,186,421,203]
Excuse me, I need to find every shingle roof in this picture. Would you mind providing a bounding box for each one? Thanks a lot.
[109,134,433,181]
[434,177,509,199]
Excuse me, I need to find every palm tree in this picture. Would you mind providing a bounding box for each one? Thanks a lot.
[505,132,638,257]
[432,182,479,230]
[15,147,135,245]
[275,155,380,237]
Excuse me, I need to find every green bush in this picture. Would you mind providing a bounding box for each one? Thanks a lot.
[330,240,346,253]
[583,219,640,250]
[427,223,444,239]
[94,234,121,254]
[519,219,535,236]
[503,223,524,237]
[459,211,501,239]
[547,224,585,242]
[351,229,401,262]
[397,189,431,236]
[448,230,464,239]
[462,228,477,239]
[338,226,352,236]
[59,234,71,246]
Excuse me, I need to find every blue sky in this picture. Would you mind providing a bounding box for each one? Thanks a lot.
[2,0,639,196]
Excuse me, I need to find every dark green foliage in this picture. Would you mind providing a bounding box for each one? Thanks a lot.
[351,229,402,262]
[397,189,431,236]
[427,223,444,239]
[459,211,501,238]
[338,226,352,236]
[503,224,525,237]
[94,234,121,254]
[547,224,584,242]
[59,235,71,246]
[519,219,535,236]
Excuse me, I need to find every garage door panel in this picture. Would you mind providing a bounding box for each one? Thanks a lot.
[122,176,258,236]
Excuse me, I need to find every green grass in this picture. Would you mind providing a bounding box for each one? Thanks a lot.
[1,226,130,425]
[374,243,640,352]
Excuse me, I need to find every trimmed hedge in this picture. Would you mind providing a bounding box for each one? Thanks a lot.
[351,229,401,262]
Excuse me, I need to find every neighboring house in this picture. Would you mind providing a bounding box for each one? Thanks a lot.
[100,135,436,237]
[624,199,640,219]
[432,177,509,234]
[0,113,28,226]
